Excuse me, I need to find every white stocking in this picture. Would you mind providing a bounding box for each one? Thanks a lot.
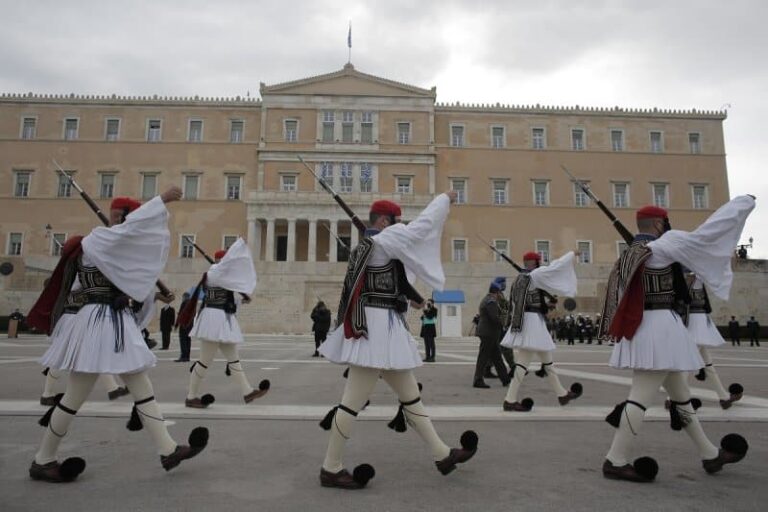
[186,340,219,399]
[219,343,254,396]
[42,368,63,398]
[121,371,177,456]
[606,370,667,466]
[99,374,121,393]
[322,366,380,473]
[538,351,567,397]
[504,349,533,403]
[35,372,99,464]
[663,372,719,460]
[381,370,451,461]
[698,347,729,400]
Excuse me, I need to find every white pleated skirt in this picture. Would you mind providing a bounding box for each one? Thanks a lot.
[190,308,243,344]
[500,312,556,353]
[687,313,726,348]
[40,304,156,374]
[609,310,704,371]
[319,307,423,370]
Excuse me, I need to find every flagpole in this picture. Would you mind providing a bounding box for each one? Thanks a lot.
[347,21,351,64]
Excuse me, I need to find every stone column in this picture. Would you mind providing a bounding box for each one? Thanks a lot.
[350,221,359,248]
[265,218,275,262]
[329,219,338,263]
[248,219,262,261]
[287,218,296,262]
[308,219,317,262]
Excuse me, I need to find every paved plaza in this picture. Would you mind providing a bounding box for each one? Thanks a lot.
[0,334,766,511]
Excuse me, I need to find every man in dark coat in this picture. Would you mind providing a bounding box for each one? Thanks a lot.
[175,293,192,362]
[473,280,511,388]
[159,302,176,350]
[311,301,332,357]
[747,316,760,347]
[728,316,740,347]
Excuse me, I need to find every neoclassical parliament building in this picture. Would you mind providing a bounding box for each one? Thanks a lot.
[1,63,760,334]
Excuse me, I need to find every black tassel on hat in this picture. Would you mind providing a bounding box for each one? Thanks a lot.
[39,393,65,427]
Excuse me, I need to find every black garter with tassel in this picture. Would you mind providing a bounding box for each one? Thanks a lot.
[535,362,553,378]
[388,397,422,433]
[127,396,156,431]
[605,400,646,428]
[39,394,70,427]
[319,404,358,431]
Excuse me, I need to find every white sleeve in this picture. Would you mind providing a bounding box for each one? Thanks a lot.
[206,238,257,294]
[529,252,578,297]
[81,196,170,301]
[373,194,451,291]
[649,195,755,300]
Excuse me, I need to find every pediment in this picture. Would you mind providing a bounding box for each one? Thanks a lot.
[260,64,435,98]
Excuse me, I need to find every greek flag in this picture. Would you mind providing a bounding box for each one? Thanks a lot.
[347,23,352,48]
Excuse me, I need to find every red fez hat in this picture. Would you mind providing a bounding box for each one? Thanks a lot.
[636,205,668,220]
[523,251,541,261]
[370,199,402,217]
[214,249,227,260]
[111,197,141,212]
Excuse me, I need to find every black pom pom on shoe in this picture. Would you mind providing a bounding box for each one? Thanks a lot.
[721,434,748,456]
[570,382,583,396]
[259,380,271,391]
[520,398,534,411]
[728,383,744,398]
[189,427,209,448]
[352,464,375,487]
[201,394,216,406]
[460,430,479,451]
[633,457,659,481]
[59,457,87,481]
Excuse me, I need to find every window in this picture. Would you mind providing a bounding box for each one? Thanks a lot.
[689,133,701,154]
[230,120,244,143]
[493,239,509,262]
[397,122,410,144]
[183,175,199,200]
[396,176,413,194]
[692,184,708,209]
[14,171,31,197]
[652,183,669,207]
[320,162,334,187]
[649,131,663,153]
[180,235,195,259]
[105,119,120,141]
[7,233,23,256]
[338,236,351,262]
[613,182,629,208]
[57,173,73,197]
[100,174,115,199]
[147,119,162,142]
[281,174,297,192]
[574,182,590,207]
[491,126,505,148]
[535,240,550,264]
[611,130,624,151]
[577,241,592,264]
[571,128,585,151]
[284,120,297,142]
[226,175,241,200]
[322,111,335,142]
[188,120,203,142]
[223,235,238,250]
[452,239,467,262]
[451,125,465,147]
[617,241,629,257]
[51,233,66,256]
[22,117,36,139]
[361,112,373,144]
[533,181,549,206]
[64,118,78,140]
[451,179,467,204]
[141,174,157,200]
[447,305,457,316]
[493,180,508,205]
[342,111,354,143]
[360,163,373,193]
[339,162,353,193]
[531,127,545,149]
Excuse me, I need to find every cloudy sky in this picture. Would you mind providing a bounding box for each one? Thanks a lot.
[2,0,766,256]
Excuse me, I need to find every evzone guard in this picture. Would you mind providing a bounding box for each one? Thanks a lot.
[318,193,478,489]
[600,197,755,482]
[179,238,269,408]
[500,251,583,411]
[26,190,209,483]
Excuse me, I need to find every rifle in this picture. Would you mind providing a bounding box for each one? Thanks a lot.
[181,236,251,302]
[560,165,634,244]
[321,223,350,252]
[476,235,524,272]
[53,159,173,299]
[297,156,366,232]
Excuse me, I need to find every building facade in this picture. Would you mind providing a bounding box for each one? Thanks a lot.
[3,63,758,334]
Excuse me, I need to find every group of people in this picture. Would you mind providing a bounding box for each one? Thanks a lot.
[727,316,761,346]
[20,181,757,489]
[549,315,599,344]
